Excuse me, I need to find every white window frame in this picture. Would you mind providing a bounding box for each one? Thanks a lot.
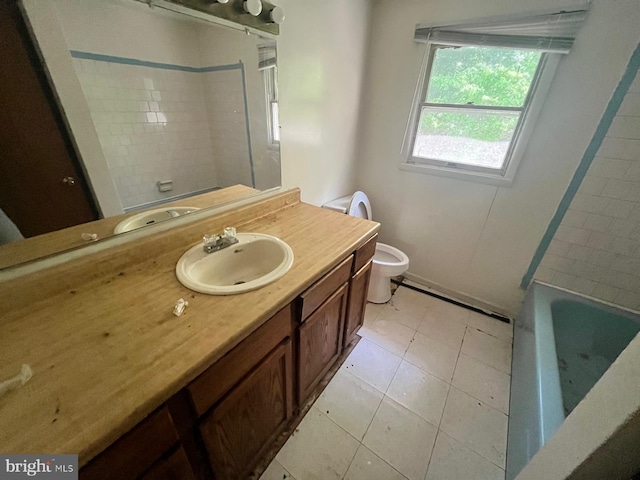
[401,41,561,186]
[262,65,280,147]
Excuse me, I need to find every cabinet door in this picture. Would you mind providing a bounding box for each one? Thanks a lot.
[343,260,372,347]
[298,284,348,404]
[140,446,196,480]
[80,407,179,480]
[199,339,293,480]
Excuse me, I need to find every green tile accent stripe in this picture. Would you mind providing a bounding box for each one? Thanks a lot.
[69,50,241,73]
[521,41,640,289]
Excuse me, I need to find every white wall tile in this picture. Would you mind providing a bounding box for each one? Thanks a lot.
[588,157,632,179]
[618,92,640,117]
[535,73,640,311]
[604,199,636,219]
[583,213,613,233]
[561,209,588,227]
[608,116,640,139]
[74,57,225,208]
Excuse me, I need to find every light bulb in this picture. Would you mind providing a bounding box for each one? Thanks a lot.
[243,0,262,16]
[269,6,285,24]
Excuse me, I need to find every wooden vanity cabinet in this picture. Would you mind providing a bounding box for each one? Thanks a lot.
[80,235,378,480]
[297,256,352,404]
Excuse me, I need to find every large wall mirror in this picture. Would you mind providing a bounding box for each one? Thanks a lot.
[0,0,281,269]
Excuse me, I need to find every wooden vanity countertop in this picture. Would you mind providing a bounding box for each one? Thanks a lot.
[0,188,379,466]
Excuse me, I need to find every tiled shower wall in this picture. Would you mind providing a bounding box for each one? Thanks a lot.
[72,57,250,210]
[534,68,640,311]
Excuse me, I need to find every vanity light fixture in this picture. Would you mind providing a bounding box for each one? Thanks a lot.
[243,0,262,16]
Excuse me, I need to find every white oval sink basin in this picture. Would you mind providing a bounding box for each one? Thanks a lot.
[175,233,294,295]
[114,207,199,234]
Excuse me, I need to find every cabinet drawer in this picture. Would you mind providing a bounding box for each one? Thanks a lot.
[80,407,178,480]
[354,234,377,273]
[299,255,352,321]
[188,304,292,416]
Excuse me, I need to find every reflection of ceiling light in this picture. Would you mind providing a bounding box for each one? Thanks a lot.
[243,0,262,16]
[269,6,284,25]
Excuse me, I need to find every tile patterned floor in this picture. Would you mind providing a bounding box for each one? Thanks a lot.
[260,284,513,480]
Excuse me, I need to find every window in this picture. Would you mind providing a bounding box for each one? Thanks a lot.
[403,9,588,185]
[411,44,542,174]
[259,44,279,146]
[263,65,280,145]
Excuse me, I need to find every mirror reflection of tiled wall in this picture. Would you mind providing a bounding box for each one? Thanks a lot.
[72,54,251,210]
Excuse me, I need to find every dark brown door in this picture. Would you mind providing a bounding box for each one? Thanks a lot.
[0,0,98,239]
[199,339,294,480]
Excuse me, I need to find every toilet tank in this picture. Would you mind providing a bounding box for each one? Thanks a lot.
[321,195,352,214]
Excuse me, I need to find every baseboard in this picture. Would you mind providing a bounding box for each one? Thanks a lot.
[402,271,516,319]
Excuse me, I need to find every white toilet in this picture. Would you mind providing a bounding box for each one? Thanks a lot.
[323,191,409,303]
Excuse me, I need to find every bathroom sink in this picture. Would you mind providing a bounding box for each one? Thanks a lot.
[114,207,199,234]
[175,233,294,295]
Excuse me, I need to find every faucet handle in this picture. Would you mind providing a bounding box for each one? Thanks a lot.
[223,227,237,239]
[203,234,220,247]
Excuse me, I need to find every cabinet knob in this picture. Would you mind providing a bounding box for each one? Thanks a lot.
[62,176,76,186]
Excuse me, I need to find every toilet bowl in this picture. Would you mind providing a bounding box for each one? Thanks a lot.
[323,191,409,303]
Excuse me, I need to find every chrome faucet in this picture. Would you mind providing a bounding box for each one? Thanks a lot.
[203,227,239,254]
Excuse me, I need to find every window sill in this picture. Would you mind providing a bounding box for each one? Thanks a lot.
[399,161,515,186]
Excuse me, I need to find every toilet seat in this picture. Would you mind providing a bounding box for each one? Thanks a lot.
[347,191,372,220]
[374,243,409,268]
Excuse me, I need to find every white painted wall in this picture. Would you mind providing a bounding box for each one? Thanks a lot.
[51,0,201,66]
[277,0,371,206]
[356,0,640,316]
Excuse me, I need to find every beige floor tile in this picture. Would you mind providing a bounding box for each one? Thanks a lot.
[418,313,467,350]
[440,388,508,469]
[385,295,427,330]
[461,327,512,374]
[344,445,408,480]
[359,315,416,356]
[315,369,384,440]
[452,354,510,414]
[393,285,436,309]
[259,459,295,480]
[363,302,385,326]
[423,299,471,326]
[404,332,460,383]
[276,408,359,480]
[386,360,449,427]
[362,397,438,480]
[425,431,505,480]
[341,338,402,392]
[467,311,513,342]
